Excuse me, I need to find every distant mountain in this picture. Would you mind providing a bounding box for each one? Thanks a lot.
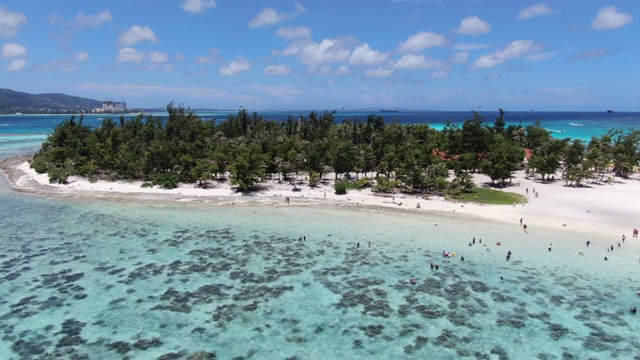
[0,88,102,114]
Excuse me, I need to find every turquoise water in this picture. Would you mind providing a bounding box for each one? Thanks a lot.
[1,188,639,359]
[2,112,640,358]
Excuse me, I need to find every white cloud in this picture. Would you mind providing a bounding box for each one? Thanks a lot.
[45,60,78,72]
[75,52,89,62]
[149,51,168,63]
[307,65,333,76]
[284,38,353,65]
[75,10,112,27]
[220,57,250,75]
[0,7,27,38]
[431,66,451,78]
[518,3,553,20]
[276,25,311,39]
[263,64,292,75]
[454,16,492,36]
[335,65,350,75]
[525,52,556,61]
[118,25,158,46]
[450,51,468,63]
[249,2,305,28]
[570,49,607,60]
[453,43,491,50]
[365,67,394,78]
[393,54,443,70]
[470,40,541,70]
[592,6,632,30]
[162,64,174,72]
[196,49,220,64]
[180,0,216,14]
[32,53,91,73]
[6,58,25,71]
[397,31,445,53]
[348,43,389,66]
[306,64,352,76]
[1,42,26,58]
[117,47,144,63]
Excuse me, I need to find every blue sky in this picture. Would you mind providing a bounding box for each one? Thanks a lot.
[0,1,638,111]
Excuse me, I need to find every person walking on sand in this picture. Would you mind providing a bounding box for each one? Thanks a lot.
[520,218,523,226]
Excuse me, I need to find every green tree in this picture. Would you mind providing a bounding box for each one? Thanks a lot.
[229,144,267,191]
[480,135,524,186]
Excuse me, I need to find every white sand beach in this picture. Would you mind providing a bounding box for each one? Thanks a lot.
[3,157,640,239]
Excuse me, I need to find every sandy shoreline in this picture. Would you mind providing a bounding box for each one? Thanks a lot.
[2,156,640,238]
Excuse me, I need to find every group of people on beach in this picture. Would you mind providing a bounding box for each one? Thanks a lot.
[525,187,539,198]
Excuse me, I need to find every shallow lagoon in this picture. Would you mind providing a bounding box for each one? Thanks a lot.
[1,176,639,359]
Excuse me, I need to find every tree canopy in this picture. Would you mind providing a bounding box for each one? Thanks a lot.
[32,104,640,194]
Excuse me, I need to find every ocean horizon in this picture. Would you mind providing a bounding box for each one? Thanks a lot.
[3,110,640,158]
[2,111,640,359]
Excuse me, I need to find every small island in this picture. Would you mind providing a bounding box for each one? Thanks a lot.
[2,103,639,237]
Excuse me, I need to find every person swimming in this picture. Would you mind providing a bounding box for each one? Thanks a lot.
[630,307,637,314]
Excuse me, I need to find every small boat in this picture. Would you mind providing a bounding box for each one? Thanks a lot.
[569,123,583,127]
[14,112,23,115]
[607,109,614,113]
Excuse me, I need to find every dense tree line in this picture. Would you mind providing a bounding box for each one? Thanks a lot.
[32,103,640,194]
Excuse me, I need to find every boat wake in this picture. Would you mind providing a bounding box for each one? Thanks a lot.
[569,122,583,127]
[545,128,565,133]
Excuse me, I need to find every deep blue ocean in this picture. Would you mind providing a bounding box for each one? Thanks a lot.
[1,111,640,359]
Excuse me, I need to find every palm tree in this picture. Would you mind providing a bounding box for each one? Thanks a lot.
[272,156,284,182]
[565,164,594,187]
[611,154,633,177]
[512,126,526,147]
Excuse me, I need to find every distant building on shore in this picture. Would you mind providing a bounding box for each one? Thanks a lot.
[93,99,127,113]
